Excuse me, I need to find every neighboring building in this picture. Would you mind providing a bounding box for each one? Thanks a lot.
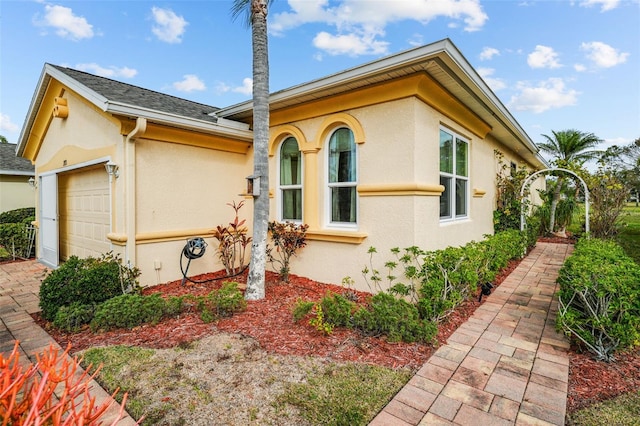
[0,143,35,214]
[16,39,546,290]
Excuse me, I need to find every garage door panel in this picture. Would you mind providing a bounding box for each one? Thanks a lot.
[59,167,110,260]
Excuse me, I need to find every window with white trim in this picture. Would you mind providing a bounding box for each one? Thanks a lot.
[278,136,302,221]
[439,128,469,220]
[327,127,357,225]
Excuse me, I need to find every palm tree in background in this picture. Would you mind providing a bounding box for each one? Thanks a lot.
[232,0,273,300]
[538,129,602,234]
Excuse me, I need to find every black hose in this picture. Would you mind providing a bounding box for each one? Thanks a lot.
[180,237,249,285]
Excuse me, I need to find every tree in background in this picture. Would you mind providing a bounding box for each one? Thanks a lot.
[0,134,8,144]
[603,137,640,206]
[232,0,273,300]
[538,129,602,235]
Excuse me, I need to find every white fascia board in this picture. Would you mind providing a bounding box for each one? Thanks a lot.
[216,39,452,117]
[441,44,543,161]
[16,65,109,156]
[106,102,253,141]
[0,170,35,176]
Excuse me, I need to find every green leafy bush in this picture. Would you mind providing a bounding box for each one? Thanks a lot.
[267,221,309,282]
[0,215,35,259]
[91,293,166,331]
[52,302,96,332]
[354,293,436,343]
[0,207,35,224]
[292,298,315,322]
[39,253,141,322]
[557,238,640,361]
[193,282,246,323]
[320,292,357,328]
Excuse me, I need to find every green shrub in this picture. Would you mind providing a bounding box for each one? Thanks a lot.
[354,293,437,343]
[195,282,246,323]
[0,217,35,258]
[557,238,640,361]
[320,292,357,328]
[0,207,35,224]
[53,302,96,332]
[91,293,166,331]
[39,253,141,322]
[292,298,315,322]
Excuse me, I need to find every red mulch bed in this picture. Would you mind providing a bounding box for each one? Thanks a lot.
[30,240,640,412]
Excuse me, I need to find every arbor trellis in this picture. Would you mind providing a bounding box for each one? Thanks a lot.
[520,168,590,234]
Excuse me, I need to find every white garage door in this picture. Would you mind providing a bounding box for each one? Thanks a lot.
[58,167,110,260]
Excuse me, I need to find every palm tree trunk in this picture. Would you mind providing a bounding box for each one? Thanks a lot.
[245,0,269,300]
[549,176,564,234]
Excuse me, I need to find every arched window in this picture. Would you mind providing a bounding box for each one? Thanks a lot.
[279,137,302,221]
[327,128,357,224]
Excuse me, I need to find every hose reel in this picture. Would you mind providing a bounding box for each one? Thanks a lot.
[180,237,207,285]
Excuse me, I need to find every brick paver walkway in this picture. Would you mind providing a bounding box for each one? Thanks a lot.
[370,242,574,425]
[0,260,136,425]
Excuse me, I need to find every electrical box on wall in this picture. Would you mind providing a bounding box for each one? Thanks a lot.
[246,175,260,196]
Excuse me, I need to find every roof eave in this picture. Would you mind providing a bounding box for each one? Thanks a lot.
[106,102,253,141]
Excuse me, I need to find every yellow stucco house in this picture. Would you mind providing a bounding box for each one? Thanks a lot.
[17,38,546,290]
[0,143,35,214]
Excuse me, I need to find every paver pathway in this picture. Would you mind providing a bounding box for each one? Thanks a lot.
[0,259,136,425]
[370,242,574,425]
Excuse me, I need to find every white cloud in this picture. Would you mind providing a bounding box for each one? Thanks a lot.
[0,113,19,133]
[580,41,629,68]
[527,45,562,69]
[173,75,206,92]
[479,47,500,61]
[580,0,620,12]
[38,4,94,41]
[509,78,579,113]
[574,63,587,72]
[408,33,424,47]
[477,67,506,91]
[271,0,488,56]
[313,31,388,56]
[215,78,253,96]
[75,63,137,78]
[151,7,187,43]
[233,78,253,96]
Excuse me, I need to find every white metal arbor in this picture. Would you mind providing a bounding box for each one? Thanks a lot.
[520,168,590,234]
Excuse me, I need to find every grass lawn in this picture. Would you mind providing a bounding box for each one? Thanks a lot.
[617,203,640,263]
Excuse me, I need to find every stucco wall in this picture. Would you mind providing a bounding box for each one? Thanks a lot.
[0,176,35,213]
[133,139,252,284]
[264,96,544,291]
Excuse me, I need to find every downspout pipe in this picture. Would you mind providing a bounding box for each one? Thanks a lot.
[125,117,147,267]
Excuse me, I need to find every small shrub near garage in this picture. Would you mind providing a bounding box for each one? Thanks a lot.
[0,207,35,224]
[0,207,36,259]
[39,252,141,322]
[556,238,640,361]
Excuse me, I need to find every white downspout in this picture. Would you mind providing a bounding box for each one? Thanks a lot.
[125,117,147,266]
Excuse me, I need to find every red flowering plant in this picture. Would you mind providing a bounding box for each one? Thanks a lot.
[266,221,309,283]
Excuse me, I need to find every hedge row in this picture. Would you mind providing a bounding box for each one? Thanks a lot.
[556,238,640,361]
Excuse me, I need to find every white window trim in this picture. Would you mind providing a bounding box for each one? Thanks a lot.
[439,127,470,223]
[325,127,359,229]
[277,137,303,223]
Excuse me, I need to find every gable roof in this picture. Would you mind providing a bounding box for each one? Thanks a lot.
[16,64,252,157]
[0,144,34,176]
[47,65,220,124]
[217,38,547,168]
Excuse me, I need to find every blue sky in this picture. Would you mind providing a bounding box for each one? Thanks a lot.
[1,0,638,160]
